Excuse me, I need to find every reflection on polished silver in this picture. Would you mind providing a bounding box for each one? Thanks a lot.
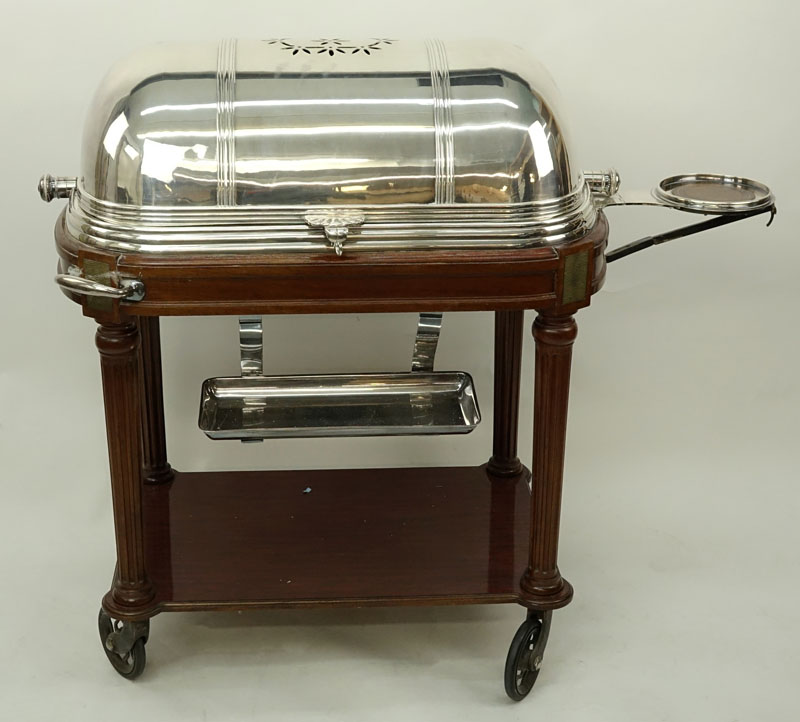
[412,313,443,373]
[239,316,263,376]
[198,372,480,439]
[304,209,366,255]
[55,273,145,301]
[48,39,595,254]
[38,175,77,202]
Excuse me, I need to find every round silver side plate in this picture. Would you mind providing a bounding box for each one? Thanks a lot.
[654,174,774,214]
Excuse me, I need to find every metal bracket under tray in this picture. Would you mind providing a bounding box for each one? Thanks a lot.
[198,314,481,440]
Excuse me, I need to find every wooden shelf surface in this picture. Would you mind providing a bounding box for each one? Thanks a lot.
[142,465,531,612]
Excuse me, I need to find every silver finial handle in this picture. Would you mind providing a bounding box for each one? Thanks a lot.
[584,169,621,197]
[39,175,77,202]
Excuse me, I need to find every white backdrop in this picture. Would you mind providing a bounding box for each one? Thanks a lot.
[1,1,798,720]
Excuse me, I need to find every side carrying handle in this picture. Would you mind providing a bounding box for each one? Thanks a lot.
[606,205,776,263]
[55,274,146,301]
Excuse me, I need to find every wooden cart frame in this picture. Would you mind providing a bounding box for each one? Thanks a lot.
[56,210,609,698]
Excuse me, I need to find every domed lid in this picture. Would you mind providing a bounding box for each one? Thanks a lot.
[68,39,597,254]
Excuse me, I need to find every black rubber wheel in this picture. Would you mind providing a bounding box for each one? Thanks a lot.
[504,611,551,701]
[98,609,147,680]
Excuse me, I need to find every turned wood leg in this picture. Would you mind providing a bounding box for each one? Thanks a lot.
[138,317,173,484]
[487,311,524,590]
[487,310,525,478]
[520,312,576,609]
[96,321,156,617]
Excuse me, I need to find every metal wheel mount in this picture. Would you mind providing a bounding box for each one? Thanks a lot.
[97,608,149,680]
[504,610,552,701]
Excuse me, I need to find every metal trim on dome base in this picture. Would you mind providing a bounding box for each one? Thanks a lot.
[64,183,597,255]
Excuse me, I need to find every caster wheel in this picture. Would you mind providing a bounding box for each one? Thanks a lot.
[504,610,552,701]
[98,609,149,680]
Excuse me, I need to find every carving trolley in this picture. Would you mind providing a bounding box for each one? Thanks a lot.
[39,38,774,700]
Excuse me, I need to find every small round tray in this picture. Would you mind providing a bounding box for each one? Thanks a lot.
[654,174,774,214]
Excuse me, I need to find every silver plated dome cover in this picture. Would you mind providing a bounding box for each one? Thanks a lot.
[65,38,596,254]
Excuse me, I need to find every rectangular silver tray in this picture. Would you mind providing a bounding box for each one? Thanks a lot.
[199,372,480,440]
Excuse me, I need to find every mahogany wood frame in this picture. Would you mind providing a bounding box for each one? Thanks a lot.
[56,212,609,621]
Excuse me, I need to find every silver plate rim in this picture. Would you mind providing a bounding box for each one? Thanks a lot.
[653,173,774,214]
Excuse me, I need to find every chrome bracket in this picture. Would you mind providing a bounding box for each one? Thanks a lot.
[411,312,443,373]
[238,315,264,443]
[304,210,366,256]
[239,315,263,377]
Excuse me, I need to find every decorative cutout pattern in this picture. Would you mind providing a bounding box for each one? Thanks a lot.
[265,38,395,56]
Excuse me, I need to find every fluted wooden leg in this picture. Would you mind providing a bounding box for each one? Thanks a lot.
[487,310,525,478]
[96,321,156,617]
[520,312,576,609]
[138,317,173,484]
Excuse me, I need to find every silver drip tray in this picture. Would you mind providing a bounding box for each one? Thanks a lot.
[199,372,480,440]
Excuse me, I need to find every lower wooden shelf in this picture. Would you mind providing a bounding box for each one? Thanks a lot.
[142,464,531,612]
